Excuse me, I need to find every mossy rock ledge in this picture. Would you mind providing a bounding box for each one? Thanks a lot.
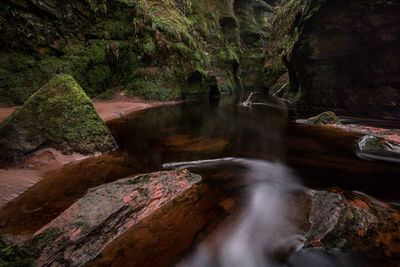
[305,111,341,125]
[0,74,117,163]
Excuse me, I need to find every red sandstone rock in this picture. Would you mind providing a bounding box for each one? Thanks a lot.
[305,189,400,259]
[30,169,201,266]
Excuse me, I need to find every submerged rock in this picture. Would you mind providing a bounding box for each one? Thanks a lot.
[357,135,385,152]
[25,169,201,266]
[0,74,117,162]
[304,189,400,259]
[356,135,400,162]
[301,111,341,125]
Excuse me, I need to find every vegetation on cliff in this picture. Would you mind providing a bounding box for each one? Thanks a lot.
[0,0,279,105]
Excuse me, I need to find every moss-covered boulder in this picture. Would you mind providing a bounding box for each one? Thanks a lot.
[0,74,117,162]
[305,111,341,125]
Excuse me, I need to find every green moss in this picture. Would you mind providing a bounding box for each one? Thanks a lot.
[0,0,137,105]
[0,74,116,162]
[1,0,272,103]
[133,176,150,186]
[96,89,117,101]
[0,237,34,267]
[306,111,341,124]
[29,228,60,253]
[138,187,149,196]
[357,135,385,152]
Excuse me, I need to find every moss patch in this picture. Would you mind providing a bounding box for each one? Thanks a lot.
[305,111,341,124]
[0,237,35,267]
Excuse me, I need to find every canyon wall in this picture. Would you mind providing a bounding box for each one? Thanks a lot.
[265,0,400,117]
[0,0,277,105]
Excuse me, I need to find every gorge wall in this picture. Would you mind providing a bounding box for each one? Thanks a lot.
[265,0,400,118]
[2,0,397,117]
[0,0,277,106]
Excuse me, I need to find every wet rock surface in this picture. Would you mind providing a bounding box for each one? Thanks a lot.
[357,135,386,152]
[26,169,201,266]
[304,189,400,261]
[0,74,117,163]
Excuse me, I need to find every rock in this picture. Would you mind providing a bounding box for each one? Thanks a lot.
[356,135,400,162]
[234,0,279,90]
[304,189,400,259]
[357,135,385,152]
[305,111,341,125]
[0,74,117,162]
[26,169,201,266]
[265,0,400,117]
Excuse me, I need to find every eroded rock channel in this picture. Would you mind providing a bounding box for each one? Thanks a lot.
[1,95,399,266]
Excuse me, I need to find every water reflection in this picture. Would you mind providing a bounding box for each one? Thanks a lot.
[107,94,289,169]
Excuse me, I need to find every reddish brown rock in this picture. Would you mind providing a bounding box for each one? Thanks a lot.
[305,189,400,259]
[28,169,201,266]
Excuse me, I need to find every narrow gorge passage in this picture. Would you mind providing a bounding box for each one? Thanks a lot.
[2,94,398,266]
[0,0,399,266]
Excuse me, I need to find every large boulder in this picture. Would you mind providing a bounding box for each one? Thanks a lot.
[0,74,117,162]
[304,189,400,259]
[265,0,400,117]
[25,169,202,266]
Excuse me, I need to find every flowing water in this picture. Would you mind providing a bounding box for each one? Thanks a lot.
[1,93,399,266]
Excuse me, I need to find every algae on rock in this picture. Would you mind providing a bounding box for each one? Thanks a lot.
[0,74,117,162]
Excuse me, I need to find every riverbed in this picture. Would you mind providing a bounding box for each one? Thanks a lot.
[1,93,399,266]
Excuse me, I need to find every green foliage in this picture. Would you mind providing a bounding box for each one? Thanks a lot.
[126,67,181,101]
[96,89,117,100]
[0,0,259,104]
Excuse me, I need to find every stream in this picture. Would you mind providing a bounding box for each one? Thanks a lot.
[1,93,399,266]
